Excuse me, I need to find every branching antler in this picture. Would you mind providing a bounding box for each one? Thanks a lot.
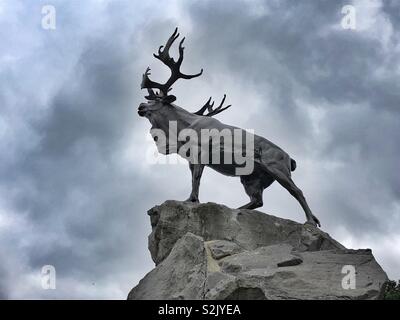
[141,27,203,98]
[142,71,162,101]
[194,94,232,117]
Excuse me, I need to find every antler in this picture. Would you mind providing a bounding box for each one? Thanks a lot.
[142,71,161,101]
[194,94,232,117]
[141,27,203,98]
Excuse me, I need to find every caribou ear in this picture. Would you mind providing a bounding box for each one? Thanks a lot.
[162,95,176,104]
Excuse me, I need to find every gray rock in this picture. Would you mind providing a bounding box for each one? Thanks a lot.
[128,232,207,300]
[128,201,388,300]
[148,201,344,265]
[207,240,243,259]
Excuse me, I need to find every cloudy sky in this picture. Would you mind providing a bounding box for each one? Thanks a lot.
[0,0,399,299]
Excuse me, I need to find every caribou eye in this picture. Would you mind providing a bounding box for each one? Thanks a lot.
[153,136,158,142]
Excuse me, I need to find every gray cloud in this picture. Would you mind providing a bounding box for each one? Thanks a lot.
[0,0,399,298]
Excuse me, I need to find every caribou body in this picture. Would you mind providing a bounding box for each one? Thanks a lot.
[138,28,321,227]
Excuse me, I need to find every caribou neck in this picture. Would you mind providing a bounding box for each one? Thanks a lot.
[166,104,200,130]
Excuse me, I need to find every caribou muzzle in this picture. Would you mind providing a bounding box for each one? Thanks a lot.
[138,104,146,117]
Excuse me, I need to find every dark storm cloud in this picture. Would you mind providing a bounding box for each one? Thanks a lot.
[1,0,399,298]
[0,0,168,298]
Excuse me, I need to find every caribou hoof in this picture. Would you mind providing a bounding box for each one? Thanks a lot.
[305,215,321,228]
[185,197,199,203]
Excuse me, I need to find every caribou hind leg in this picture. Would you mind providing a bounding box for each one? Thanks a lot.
[238,174,274,210]
[264,165,321,227]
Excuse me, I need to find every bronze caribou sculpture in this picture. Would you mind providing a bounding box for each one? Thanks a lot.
[138,28,321,227]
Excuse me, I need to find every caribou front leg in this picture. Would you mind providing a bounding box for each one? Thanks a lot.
[185,163,205,203]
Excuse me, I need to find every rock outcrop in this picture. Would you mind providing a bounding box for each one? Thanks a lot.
[128,201,388,300]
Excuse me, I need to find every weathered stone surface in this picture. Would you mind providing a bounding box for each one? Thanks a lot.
[128,201,388,300]
[207,240,243,259]
[148,201,344,265]
[128,232,207,300]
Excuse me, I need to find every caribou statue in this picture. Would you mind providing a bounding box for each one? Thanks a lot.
[137,28,321,227]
